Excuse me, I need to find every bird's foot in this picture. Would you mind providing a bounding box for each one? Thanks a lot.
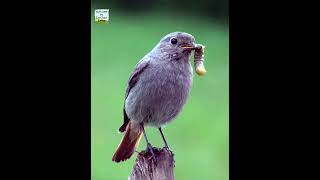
[146,143,156,162]
[163,146,174,157]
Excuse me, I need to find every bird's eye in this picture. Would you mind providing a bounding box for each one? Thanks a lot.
[170,37,177,44]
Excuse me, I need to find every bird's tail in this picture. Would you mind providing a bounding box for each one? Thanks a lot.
[112,122,143,162]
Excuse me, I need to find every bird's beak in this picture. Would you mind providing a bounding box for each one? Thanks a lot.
[181,43,196,50]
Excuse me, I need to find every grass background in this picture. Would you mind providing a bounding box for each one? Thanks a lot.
[91,9,229,180]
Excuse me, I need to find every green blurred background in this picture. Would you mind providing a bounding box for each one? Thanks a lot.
[91,0,229,179]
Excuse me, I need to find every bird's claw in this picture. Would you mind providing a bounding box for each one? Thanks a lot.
[146,143,156,162]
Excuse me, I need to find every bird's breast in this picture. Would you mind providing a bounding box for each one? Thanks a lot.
[125,58,193,127]
[134,60,192,125]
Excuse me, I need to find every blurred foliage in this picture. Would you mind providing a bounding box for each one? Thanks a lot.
[91,3,229,180]
[92,0,228,22]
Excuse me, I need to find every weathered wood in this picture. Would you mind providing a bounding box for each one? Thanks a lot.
[129,147,175,180]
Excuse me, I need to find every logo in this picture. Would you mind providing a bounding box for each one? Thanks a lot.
[95,9,109,23]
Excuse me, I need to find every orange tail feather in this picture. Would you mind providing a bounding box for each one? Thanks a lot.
[112,122,142,162]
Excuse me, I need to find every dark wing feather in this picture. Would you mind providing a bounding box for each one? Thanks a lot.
[118,59,149,132]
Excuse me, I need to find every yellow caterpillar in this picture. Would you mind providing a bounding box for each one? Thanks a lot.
[194,44,207,76]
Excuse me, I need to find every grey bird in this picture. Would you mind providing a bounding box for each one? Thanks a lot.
[112,32,198,162]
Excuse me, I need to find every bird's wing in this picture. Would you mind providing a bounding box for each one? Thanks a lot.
[118,57,150,132]
[125,58,150,99]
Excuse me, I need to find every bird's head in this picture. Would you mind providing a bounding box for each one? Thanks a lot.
[151,32,196,60]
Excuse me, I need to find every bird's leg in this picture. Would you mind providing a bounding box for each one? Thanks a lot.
[158,127,170,149]
[140,123,156,162]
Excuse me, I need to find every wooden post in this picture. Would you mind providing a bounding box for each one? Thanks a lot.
[129,147,175,180]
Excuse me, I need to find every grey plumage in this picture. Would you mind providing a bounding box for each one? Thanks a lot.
[113,32,197,162]
[124,32,195,128]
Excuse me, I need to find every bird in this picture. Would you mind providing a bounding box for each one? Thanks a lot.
[112,32,200,162]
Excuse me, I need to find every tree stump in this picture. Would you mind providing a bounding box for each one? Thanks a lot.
[129,147,175,180]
